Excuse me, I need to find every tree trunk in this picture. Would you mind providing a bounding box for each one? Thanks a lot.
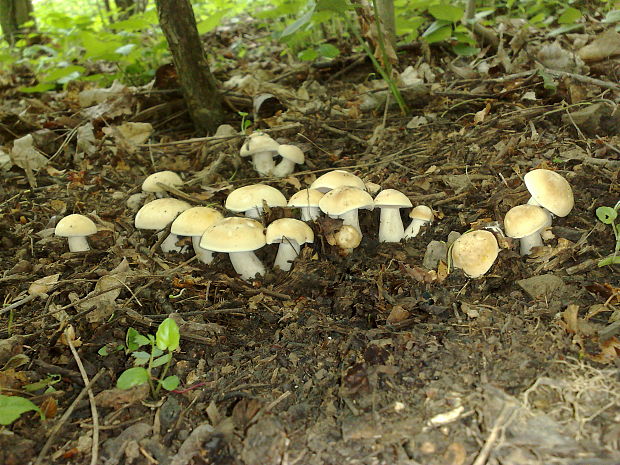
[0,0,35,45]
[155,0,223,135]
[375,0,396,51]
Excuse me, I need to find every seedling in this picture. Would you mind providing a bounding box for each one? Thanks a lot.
[596,201,620,267]
[0,394,44,426]
[116,317,181,397]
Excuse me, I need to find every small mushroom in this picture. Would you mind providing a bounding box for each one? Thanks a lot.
[170,207,224,263]
[200,217,266,280]
[266,218,314,271]
[239,133,280,176]
[310,170,367,193]
[272,144,304,178]
[524,169,574,223]
[326,224,362,256]
[374,189,413,242]
[288,188,324,221]
[54,214,97,252]
[403,205,434,240]
[451,230,499,278]
[225,184,287,219]
[135,198,191,253]
[142,171,183,198]
[504,204,550,255]
[318,186,374,235]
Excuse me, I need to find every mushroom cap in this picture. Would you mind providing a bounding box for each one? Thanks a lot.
[409,205,434,221]
[504,204,549,239]
[200,217,266,252]
[55,214,97,237]
[266,218,314,245]
[310,170,367,193]
[225,184,287,213]
[451,230,499,278]
[374,189,412,208]
[142,171,183,193]
[524,169,574,217]
[239,133,279,157]
[135,198,191,230]
[319,186,374,216]
[288,188,324,208]
[214,124,237,137]
[170,206,224,237]
[277,144,304,164]
[327,225,362,249]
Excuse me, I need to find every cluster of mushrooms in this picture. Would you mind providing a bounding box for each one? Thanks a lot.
[53,131,573,281]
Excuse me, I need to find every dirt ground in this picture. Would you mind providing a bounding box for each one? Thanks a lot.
[1,17,620,465]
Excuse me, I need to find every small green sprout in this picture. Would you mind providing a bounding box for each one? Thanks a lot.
[116,317,181,397]
[596,201,620,267]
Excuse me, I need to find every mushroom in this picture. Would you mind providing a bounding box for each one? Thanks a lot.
[170,207,224,263]
[135,198,191,253]
[326,224,362,256]
[310,170,367,193]
[403,205,434,240]
[142,171,183,198]
[225,184,287,219]
[266,218,314,271]
[451,230,499,278]
[374,189,413,242]
[318,186,374,235]
[272,144,304,178]
[239,133,280,176]
[524,169,574,223]
[55,214,97,252]
[504,204,550,255]
[200,217,266,280]
[288,188,324,221]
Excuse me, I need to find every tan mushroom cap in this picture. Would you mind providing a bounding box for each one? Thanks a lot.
[524,169,574,217]
[170,206,223,237]
[142,171,183,193]
[277,144,304,164]
[318,186,374,216]
[374,189,412,208]
[310,170,367,193]
[200,217,266,252]
[409,205,434,221]
[288,188,324,208]
[327,225,362,250]
[55,214,97,237]
[135,198,191,230]
[504,205,549,239]
[266,218,314,244]
[225,184,287,213]
[451,230,499,278]
[239,133,279,157]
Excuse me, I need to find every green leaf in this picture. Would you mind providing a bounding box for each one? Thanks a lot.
[152,352,172,368]
[115,44,136,56]
[316,0,351,14]
[197,10,228,34]
[603,10,620,23]
[116,367,150,390]
[538,69,557,91]
[422,22,452,43]
[126,328,149,352]
[558,7,582,24]
[281,8,315,39]
[298,48,319,61]
[24,375,61,392]
[596,206,618,224]
[98,346,109,356]
[160,375,180,391]
[18,83,56,93]
[598,255,620,267]
[0,395,42,425]
[428,4,463,23]
[318,43,340,58]
[155,318,180,351]
[453,44,479,56]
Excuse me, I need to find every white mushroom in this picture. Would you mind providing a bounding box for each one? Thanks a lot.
[310,170,367,193]
[239,133,280,176]
[142,171,183,198]
[524,169,574,225]
[374,189,412,242]
[403,205,434,240]
[55,214,97,252]
[272,144,304,178]
[266,218,314,271]
[135,198,191,253]
[200,217,266,280]
[504,204,550,255]
[288,188,324,222]
[170,207,224,263]
[451,230,499,278]
[225,184,287,219]
[318,186,374,235]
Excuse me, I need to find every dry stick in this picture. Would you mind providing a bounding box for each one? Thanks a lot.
[471,403,516,465]
[0,293,38,316]
[65,329,100,465]
[34,369,105,465]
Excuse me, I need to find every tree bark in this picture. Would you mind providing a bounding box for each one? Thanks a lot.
[155,0,223,135]
[0,0,35,45]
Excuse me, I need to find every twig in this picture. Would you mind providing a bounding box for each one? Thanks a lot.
[65,328,100,465]
[0,293,38,316]
[34,369,105,465]
[472,404,515,465]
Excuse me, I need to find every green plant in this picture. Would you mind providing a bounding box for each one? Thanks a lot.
[238,111,252,132]
[0,394,43,426]
[116,317,181,396]
[596,201,620,267]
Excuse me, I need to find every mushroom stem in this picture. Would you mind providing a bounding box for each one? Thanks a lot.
[244,207,263,219]
[299,206,320,222]
[527,197,553,226]
[229,251,265,280]
[403,218,427,239]
[271,158,296,178]
[192,236,214,264]
[252,152,276,176]
[159,232,184,253]
[274,240,301,271]
[67,236,91,252]
[378,207,405,242]
[519,231,544,256]
[330,210,361,234]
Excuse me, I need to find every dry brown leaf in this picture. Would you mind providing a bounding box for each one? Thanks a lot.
[474,103,491,124]
[95,383,149,408]
[588,337,620,364]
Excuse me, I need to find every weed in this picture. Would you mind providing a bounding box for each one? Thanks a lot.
[596,201,620,267]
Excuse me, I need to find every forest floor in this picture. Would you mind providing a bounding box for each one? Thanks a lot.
[1,14,620,465]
